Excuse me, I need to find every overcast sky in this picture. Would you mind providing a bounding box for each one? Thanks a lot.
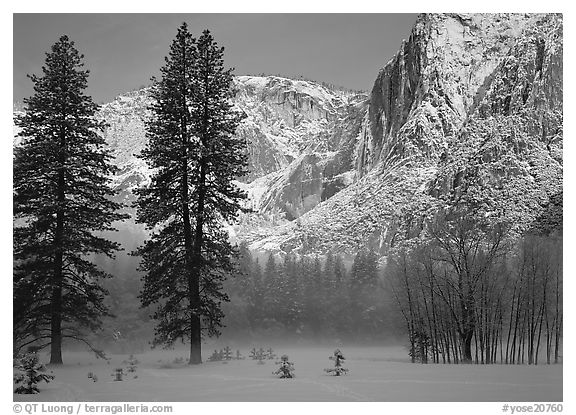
[13,14,417,104]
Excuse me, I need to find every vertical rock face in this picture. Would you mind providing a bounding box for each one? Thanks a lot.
[356,13,538,177]
[236,76,367,219]
[233,76,367,205]
[474,14,563,119]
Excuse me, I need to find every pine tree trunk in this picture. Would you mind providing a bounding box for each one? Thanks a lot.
[188,97,210,364]
[188,159,207,365]
[184,156,204,365]
[49,269,63,365]
[50,130,66,365]
[183,186,202,366]
[180,86,202,364]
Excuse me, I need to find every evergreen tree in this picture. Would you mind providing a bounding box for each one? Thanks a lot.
[300,256,323,334]
[323,253,350,335]
[332,254,352,335]
[13,353,55,394]
[349,250,380,336]
[230,241,252,296]
[324,349,349,376]
[273,354,295,378]
[263,253,280,321]
[13,35,126,364]
[135,25,247,364]
[334,254,347,287]
[350,250,379,294]
[247,259,265,328]
[279,254,302,330]
[324,251,336,294]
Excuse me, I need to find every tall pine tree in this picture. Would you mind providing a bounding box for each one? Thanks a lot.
[14,35,126,364]
[136,25,247,364]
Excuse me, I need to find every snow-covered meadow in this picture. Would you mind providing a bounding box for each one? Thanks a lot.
[13,346,562,402]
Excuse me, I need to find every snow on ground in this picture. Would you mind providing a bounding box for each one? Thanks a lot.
[13,346,562,402]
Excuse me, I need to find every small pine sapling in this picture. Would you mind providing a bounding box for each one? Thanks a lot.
[124,355,139,375]
[273,355,295,378]
[111,367,124,381]
[222,346,233,361]
[266,347,277,360]
[87,372,98,382]
[324,349,349,376]
[208,350,222,362]
[235,350,244,360]
[256,348,266,364]
[13,353,55,394]
[249,347,266,363]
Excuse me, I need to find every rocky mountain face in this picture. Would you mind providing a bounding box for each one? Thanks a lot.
[14,13,563,257]
[240,13,563,255]
[356,13,532,176]
[97,76,367,220]
[232,76,367,220]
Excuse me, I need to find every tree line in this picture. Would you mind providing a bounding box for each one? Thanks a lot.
[221,245,397,341]
[388,230,561,365]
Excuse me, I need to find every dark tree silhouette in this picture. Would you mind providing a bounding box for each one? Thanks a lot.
[136,25,247,364]
[14,35,126,364]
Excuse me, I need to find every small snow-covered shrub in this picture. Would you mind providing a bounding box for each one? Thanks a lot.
[266,348,277,360]
[273,355,295,378]
[111,367,124,381]
[123,354,139,373]
[13,353,54,394]
[324,349,349,376]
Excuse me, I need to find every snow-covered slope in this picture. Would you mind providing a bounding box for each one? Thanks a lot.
[96,76,367,217]
[233,76,367,218]
[97,89,153,204]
